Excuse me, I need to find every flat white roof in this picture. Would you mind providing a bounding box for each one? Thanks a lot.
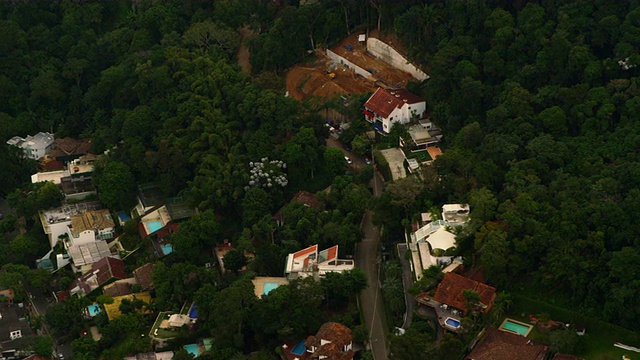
[426,227,456,251]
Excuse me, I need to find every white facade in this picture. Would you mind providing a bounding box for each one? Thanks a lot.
[285,245,354,280]
[442,204,470,225]
[7,132,54,160]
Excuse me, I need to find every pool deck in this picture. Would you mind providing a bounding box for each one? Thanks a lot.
[416,295,463,333]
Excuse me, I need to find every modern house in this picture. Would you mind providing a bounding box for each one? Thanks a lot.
[432,272,497,315]
[133,183,165,218]
[285,245,354,280]
[305,322,354,360]
[68,209,116,244]
[442,203,470,225]
[412,220,459,271]
[363,88,426,133]
[69,256,128,297]
[6,132,54,160]
[465,327,548,360]
[404,120,443,151]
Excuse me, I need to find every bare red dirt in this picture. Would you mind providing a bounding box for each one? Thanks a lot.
[286,32,419,102]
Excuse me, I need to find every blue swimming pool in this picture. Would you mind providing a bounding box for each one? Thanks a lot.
[189,303,198,319]
[147,220,163,234]
[445,317,461,329]
[161,244,173,255]
[184,344,199,357]
[291,340,307,356]
[263,282,279,296]
[87,304,101,317]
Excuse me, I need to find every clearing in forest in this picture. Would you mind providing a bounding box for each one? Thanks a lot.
[286,32,419,102]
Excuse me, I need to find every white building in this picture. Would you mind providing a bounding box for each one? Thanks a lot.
[442,204,470,225]
[67,209,116,246]
[363,88,426,133]
[285,245,354,280]
[7,132,54,160]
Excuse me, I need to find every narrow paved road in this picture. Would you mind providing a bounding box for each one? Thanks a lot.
[397,243,414,330]
[356,170,387,360]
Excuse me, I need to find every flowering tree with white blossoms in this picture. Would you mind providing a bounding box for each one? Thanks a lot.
[245,157,288,191]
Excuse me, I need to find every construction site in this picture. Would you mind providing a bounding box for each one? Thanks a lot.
[286,32,427,103]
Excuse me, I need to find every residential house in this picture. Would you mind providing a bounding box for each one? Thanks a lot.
[133,183,165,218]
[103,278,137,297]
[47,137,92,162]
[404,120,443,151]
[285,245,354,280]
[149,309,198,347]
[442,203,470,225]
[7,132,54,160]
[69,256,128,297]
[305,322,354,360]
[465,327,548,360]
[67,209,115,244]
[0,303,35,358]
[139,196,195,256]
[59,174,96,201]
[412,219,458,273]
[133,263,156,291]
[432,272,497,315]
[363,88,426,133]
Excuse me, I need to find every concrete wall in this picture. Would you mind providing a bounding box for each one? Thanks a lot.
[366,38,429,81]
[326,49,375,81]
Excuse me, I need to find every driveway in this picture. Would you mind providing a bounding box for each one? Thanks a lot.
[326,137,367,170]
[397,243,415,330]
[379,148,407,180]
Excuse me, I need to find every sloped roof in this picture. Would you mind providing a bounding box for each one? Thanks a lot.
[134,263,156,290]
[70,209,114,235]
[92,256,128,285]
[49,137,91,158]
[305,322,353,349]
[433,272,496,313]
[364,87,424,118]
[103,281,133,297]
[465,327,548,360]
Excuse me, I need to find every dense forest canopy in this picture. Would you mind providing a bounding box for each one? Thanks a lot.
[1,0,640,358]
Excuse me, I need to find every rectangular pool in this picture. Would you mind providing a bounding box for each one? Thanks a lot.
[500,318,533,336]
[147,220,163,234]
[291,340,307,356]
[263,282,279,296]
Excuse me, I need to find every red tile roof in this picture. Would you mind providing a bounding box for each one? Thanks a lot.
[325,245,338,262]
[133,263,156,290]
[465,327,548,360]
[294,244,318,259]
[49,137,92,158]
[552,354,584,360]
[364,88,424,118]
[92,256,128,285]
[305,322,354,360]
[42,160,65,171]
[426,146,442,160]
[433,272,496,313]
[103,281,133,297]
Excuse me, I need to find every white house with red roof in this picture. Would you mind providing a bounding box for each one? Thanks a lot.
[363,88,426,133]
[285,245,354,280]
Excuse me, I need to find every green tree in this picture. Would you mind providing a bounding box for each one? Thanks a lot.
[97,161,135,210]
[33,336,54,358]
[324,147,346,178]
[222,248,247,274]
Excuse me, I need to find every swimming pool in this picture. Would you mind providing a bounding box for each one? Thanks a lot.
[147,220,163,234]
[161,244,174,255]
[87,304,101,317]
[291,340,307,356]
[263,282,279,296]
[500,318,533,336]
[188,303,198,319]
[445,317,461,329]
[184,344,199,357]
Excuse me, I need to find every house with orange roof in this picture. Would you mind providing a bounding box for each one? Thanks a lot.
[363,87,426,133]
[465,327,548,360]
[433,272,497,315]
[285,245,354,280]
[305,322,354,360]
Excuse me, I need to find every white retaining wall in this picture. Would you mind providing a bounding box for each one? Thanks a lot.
[366,38,429,81]
[326,49,375,81]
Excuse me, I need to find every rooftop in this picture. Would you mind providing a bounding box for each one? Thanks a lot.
[70,209,115,235]
[165,196,196,221]
[68,241,113,267]
[60,175,96,195]
[364,87,424,118]
[40,201,103,227]
[103,279,135,297]
[133,263,156,290]
[137,183,165,210]
[70,256,127,295]
[427,146,443,160]
[48,137,92,158]
[465,327,548,360]
[432,272,497,314]
[305,322,354,360]
[0,303,34,349]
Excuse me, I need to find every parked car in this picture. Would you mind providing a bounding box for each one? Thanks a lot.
[364,157,372,165]
[344,156,352,164]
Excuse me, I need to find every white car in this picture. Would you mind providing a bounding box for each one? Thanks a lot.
[344,156,352,164]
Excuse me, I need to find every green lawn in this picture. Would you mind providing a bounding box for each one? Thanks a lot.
[511,294,640,359]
